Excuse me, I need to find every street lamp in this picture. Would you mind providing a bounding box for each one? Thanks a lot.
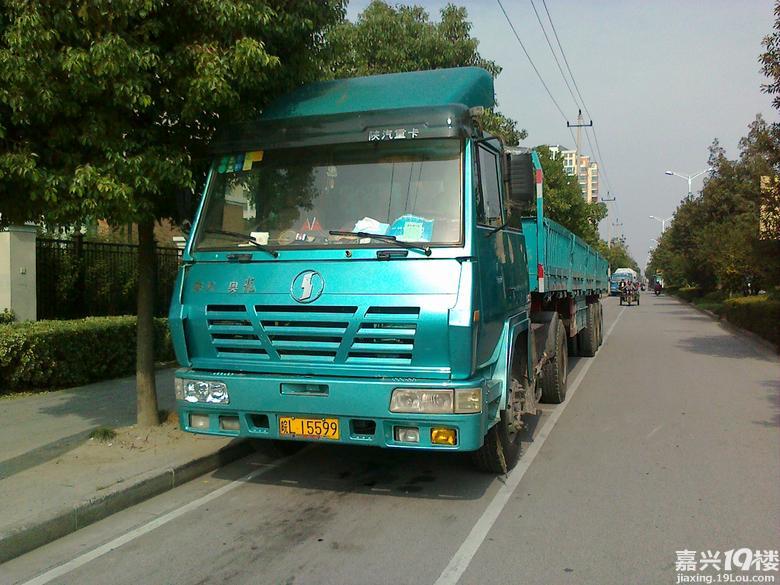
[649,215,673,231]
[664,168,712,199]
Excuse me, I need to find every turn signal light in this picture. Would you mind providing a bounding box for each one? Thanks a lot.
[431,428,457,446]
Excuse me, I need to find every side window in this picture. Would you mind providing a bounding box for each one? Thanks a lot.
[477,146,503,227]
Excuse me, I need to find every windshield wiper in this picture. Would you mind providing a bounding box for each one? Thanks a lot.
[328,230,432,256]
[203,229,278,257]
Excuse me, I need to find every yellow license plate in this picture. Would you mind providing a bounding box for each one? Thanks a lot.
[278,416,340,440]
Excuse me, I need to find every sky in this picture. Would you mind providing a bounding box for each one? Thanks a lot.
[346,0,777,270]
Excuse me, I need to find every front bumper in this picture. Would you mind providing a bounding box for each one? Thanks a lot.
[175,369,490,451]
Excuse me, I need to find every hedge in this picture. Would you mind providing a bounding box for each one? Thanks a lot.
[675,287,705,302]
[720,296,780,348]
[0,316,174,392]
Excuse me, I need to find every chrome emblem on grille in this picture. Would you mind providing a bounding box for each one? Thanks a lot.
[290,270,324,303]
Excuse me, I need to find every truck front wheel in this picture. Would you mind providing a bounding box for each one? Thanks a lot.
[472,408,522,474]
[473,352,526,474]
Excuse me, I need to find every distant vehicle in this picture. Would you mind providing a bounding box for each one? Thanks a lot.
[620,280,640,306]
[610,268,637,296]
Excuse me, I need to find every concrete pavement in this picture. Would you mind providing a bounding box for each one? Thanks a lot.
[3,295,778,585]
[0,368,249,562]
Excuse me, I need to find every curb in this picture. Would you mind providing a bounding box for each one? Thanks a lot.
[670,295,779,356]
[0,439,253,564]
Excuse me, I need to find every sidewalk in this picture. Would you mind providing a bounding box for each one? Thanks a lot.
[0,369,250,563]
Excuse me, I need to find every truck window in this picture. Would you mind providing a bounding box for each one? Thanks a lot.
[194,139,463,250]
[477,146,503,227]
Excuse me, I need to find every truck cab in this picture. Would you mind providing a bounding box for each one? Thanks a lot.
[169,68,592,473]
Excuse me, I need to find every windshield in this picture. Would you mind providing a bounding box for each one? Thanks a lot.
[194,139,462,251]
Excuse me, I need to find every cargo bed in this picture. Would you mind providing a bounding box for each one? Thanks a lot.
[521,217,608,294]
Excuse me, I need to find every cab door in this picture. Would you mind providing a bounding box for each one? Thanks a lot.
[474,141,511,365]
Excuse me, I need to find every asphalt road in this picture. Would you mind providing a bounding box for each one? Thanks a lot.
[5,295,779,585]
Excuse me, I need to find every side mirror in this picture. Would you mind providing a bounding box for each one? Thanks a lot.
[506,152,535,205]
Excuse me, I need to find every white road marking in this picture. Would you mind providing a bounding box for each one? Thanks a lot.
[20,452,300,585]
[646,424,663,439]
[434,306,627,585]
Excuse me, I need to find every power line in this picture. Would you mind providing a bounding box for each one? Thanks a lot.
[495,0,569,123]
[528,0,580,111]
[585,126,613,193]
[540,0,615,200]
[540,0,592,121]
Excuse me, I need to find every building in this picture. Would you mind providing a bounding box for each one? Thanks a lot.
[547,144,599,203]
[548,145,578,177]
[588,160,599,203]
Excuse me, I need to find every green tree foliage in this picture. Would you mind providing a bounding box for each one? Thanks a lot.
[648,116,780,292]
[328,1,526,145]
[534,146,607,247]
[0,1,345,226]
[761,1,780,114]
[0,0,345,425]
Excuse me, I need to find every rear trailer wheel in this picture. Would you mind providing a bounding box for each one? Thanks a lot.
[540,320,568,404]
[577,304,598,357]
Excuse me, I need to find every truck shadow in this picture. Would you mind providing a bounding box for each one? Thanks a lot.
[677,333,775,361]
[0,370,176,479]
[217,409,545,502]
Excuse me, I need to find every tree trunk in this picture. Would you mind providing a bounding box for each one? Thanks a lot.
[136,218,160,427]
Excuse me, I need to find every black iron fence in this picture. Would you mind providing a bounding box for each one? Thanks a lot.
[36,236,181,320]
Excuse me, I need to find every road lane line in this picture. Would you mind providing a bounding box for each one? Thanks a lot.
[434,306,627,585]
[20,451,302,585]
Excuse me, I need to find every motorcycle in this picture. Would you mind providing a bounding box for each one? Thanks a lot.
[620,286,640,306]
[654,285,662,296]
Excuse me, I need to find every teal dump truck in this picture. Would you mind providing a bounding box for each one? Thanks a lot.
[169,67,608,473]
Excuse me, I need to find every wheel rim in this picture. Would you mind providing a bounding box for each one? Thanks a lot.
[507,378,523,441]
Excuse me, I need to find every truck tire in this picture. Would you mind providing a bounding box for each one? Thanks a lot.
[472,346,525,474]
[577,304,598,357]
[472,408,521,474]
[540,320,567,404]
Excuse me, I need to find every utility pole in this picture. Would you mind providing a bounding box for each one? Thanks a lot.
[567,110,593,197]
[601,192,616,246]
[567,109,592,156]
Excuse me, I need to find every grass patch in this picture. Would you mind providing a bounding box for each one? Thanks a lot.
[693,300,724,314]
[89,426,117,443]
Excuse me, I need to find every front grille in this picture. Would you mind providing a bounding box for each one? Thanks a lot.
[255,305,357,362]
[204,304,419,365]
[206,304,268,358]
[347,306,419,365]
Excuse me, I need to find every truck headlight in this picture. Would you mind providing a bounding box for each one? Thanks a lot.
[175,378,229,404]
[454,388,482,413]
[389,388,482,414]
[390,389,453,413]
